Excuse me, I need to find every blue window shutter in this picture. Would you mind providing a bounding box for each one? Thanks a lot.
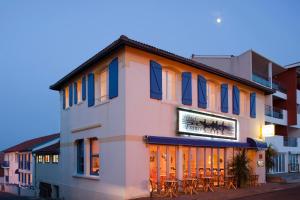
[109,58,118,99]
[182,72,192,105]
[69,84,73,107]
[232,85,240,115]
[150,60,162,100]
[62,89,66,109]
[74,82,78,105]
[82,76,86,101]
[198,75,207,108]
[88,73,95,107]
[221,84,228,113]
[250,92,256,118]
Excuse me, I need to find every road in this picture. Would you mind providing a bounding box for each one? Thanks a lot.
[0,192,38,200]
[232,185,300,200]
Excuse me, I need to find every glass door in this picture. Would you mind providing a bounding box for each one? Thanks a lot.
[289,154,298,172]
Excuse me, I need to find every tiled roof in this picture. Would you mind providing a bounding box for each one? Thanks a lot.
[3,133,60,153]
[34,142,60,155]
[50,35,275,95]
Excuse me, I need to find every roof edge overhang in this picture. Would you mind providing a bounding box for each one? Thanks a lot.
[50,35,275,95]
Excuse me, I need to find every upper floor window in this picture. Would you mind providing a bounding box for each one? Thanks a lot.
[37,155,43,163]
[77,139,84,174]
[44,155,50,163]
[162,69,178,102]
[240,91,248,116]
[77,79,82,103]
[65,87,70,108]
[90,138,100,176]
[207,81,217,111]
[95,69,108,103]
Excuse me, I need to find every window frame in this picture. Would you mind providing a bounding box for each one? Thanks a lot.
[52,154,59,164]
[95,68,109,104]
[76,79,83,104]
[64,87,70,109]
[44,155,50,163]
[76,139,84,174]
[162,68,180,103]
[90,138,100,176]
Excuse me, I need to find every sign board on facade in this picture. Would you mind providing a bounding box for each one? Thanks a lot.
[177,108,237,140]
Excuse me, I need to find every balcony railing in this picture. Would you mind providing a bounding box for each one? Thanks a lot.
[265,105,283,119]
[272,80,287,93]
[252,73,271,88]
[284,137,298,147]
[1,161,9,168]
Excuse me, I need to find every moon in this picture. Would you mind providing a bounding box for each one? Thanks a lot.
[216,17,222,24]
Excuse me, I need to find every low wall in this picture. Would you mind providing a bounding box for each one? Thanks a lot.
[4,184,35,197]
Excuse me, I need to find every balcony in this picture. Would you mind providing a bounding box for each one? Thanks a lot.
[265,105,287,125]
[272,81,287,94]
[252,73,271,88]
[1,161,9,168]
[284,137,298,147]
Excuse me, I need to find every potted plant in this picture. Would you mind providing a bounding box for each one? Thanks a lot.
[265,144,277,173]
[228,149,251,188]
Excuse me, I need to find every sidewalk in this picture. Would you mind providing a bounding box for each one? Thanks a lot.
[133,183,300,200]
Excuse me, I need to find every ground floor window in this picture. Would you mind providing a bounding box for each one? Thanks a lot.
[90,138,100,175]
[271,153,285,173]
[149,145,239,187]
[76,139,84,174]
[289,154,299,172]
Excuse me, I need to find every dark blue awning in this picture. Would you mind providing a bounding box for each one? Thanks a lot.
[247,137,268,149]
[144,135,267,150]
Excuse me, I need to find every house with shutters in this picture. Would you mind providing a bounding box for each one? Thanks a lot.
[50,35,273,200]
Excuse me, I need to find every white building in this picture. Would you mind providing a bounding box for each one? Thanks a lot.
[193,53,300,176]
[50,36,272,200]
[1,133,59,195]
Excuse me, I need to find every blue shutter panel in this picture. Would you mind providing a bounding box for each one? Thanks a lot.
[232,86,240,115]
[182,72,192,105]
[221,84,228,113]
[74,82,78,105]
[62,89,66,109]
[82,76,86,101]
[88,73,95,107]
[150,60,162,100]
[109,57,118,99]
[198,75,207,108]
[69,84,73,107]
[250,92,256,118]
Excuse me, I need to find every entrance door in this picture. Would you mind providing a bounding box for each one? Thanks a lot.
[289,154,299,172]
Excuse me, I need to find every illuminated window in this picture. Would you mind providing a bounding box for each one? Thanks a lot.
[240,91,248,116]
[207,82,217,111]
[64,87,70,108]
[44,155,50,163]
[37,155,43,163]
[95,69,108,103]
[162,69,178,102]
[52,155,59,164]
[90,138,100,176]
[77,139,84,174]
[77,79,82,103]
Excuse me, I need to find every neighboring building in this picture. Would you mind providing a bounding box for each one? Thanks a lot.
[50,36,272,199]
[33,141,60,199]
[0,152,4,191]
[2,133,59,194]
[192,52,300,175]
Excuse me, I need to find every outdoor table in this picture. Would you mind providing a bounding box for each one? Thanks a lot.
[203,176,214,192]
[183,178,198,195]
[164,180,178,198]
[225,175,236,190]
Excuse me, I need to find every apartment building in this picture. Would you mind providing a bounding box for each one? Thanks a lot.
[192,52,300,175]
[50,36,272,200]
[1,133,59,194]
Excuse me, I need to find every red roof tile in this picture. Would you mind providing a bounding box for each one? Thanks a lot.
[3,133,60,153]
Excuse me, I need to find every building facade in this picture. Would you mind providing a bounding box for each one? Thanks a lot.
[1,133,59,195]
[50,36,271,200]
[193,53,300,175]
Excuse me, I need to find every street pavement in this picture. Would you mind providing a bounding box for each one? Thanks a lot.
[232,185,300,200]
[0,192,38,200]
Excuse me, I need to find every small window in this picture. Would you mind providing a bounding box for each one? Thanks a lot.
[44,155,50,163]
[240,91,248,116]
[37,155,43,163]
[77,79,82,103]
[90,138,100,176]
[65,87,70,108]
[162,69,177,102]
[52,155,59,164]
[207,82,217,111]
[95,69,108,103]
[77,139,84,174]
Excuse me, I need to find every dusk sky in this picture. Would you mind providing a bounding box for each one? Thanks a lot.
[0,0,300,150]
